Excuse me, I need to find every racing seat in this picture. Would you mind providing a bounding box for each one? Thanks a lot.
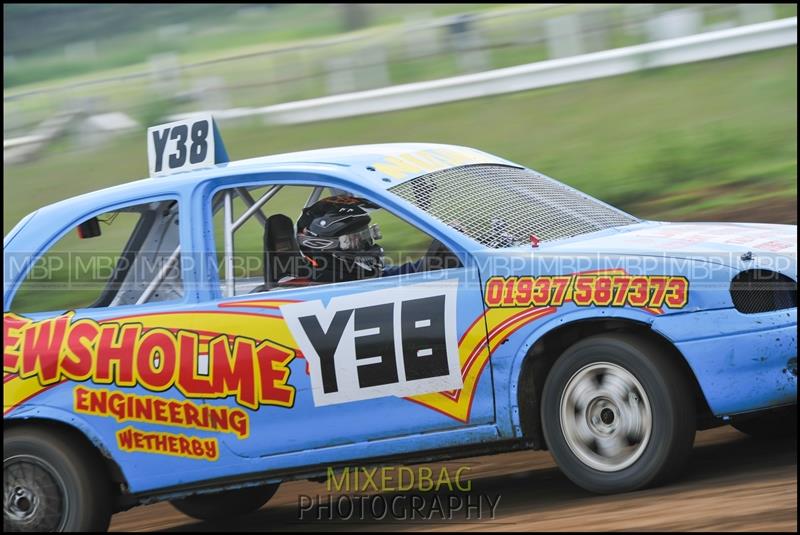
[261,214,305,291]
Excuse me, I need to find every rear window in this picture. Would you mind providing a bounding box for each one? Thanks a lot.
[10,200,182,313]
[389,164,639,248]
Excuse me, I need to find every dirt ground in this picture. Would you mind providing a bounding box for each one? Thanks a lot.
[110,426,797,532]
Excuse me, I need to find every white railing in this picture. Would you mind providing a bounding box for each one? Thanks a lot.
[4,16,796,159]
[172,17,797,126]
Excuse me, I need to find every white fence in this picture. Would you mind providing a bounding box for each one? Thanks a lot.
[3,15,797,163]
[173,17,797,125]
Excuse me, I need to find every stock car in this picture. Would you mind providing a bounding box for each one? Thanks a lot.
[3,116,797,531]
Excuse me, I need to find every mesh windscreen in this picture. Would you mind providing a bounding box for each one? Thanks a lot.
[390,164,639,248]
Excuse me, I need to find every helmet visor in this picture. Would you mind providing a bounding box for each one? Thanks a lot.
[338,224,382,250]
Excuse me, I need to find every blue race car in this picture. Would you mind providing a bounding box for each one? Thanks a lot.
[4,116,797,531]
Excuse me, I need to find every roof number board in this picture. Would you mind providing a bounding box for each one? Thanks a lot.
[147,114,228,177]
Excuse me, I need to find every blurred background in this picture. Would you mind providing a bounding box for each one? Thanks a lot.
[3,3,797,236]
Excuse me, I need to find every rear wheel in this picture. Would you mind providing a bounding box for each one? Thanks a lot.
[171,483,279,521]
[4,426,112,532]
[732,405,797,439]
[541,334,696,494]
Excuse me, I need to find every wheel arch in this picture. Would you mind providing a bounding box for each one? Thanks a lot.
[4,416,132,512]
[511,317,714,450]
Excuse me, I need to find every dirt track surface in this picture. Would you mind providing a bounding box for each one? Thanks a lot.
[110,426,797,532]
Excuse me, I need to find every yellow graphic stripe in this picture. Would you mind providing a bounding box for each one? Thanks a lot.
[112,311,297,348]
[408,306,556,421]
[4,374,58,415]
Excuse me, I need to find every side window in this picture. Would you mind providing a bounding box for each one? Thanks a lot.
[212,185,317,296]
[11,200,183,314]
[369,207,444,268]
[212,184,461,296]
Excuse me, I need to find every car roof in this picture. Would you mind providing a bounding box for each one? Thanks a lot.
[28,143,518,222]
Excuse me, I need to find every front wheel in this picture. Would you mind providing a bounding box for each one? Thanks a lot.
[171,483,279,521]
[4,426,112,532]
[541,334,696,494]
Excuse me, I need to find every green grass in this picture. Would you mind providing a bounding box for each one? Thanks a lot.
[5,48,796,235]
[4,4,511,89]
[8,3,797,134]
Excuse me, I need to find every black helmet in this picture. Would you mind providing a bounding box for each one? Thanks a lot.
[296,195,384,282]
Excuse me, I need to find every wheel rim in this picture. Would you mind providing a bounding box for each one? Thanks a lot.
[4,455,68,532]
[559,362,652,472]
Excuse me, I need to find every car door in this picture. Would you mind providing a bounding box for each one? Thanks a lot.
[202,181,495,458]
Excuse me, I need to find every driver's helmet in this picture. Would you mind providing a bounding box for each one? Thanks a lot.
[296,195,384,282]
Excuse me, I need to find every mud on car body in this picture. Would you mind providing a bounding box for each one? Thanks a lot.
[4,116,797,531]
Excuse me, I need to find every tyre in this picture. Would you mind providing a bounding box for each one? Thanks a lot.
[541,333,696,494]
[732,405,797,439]
[4,426,112,532]
[171,483,279,521]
